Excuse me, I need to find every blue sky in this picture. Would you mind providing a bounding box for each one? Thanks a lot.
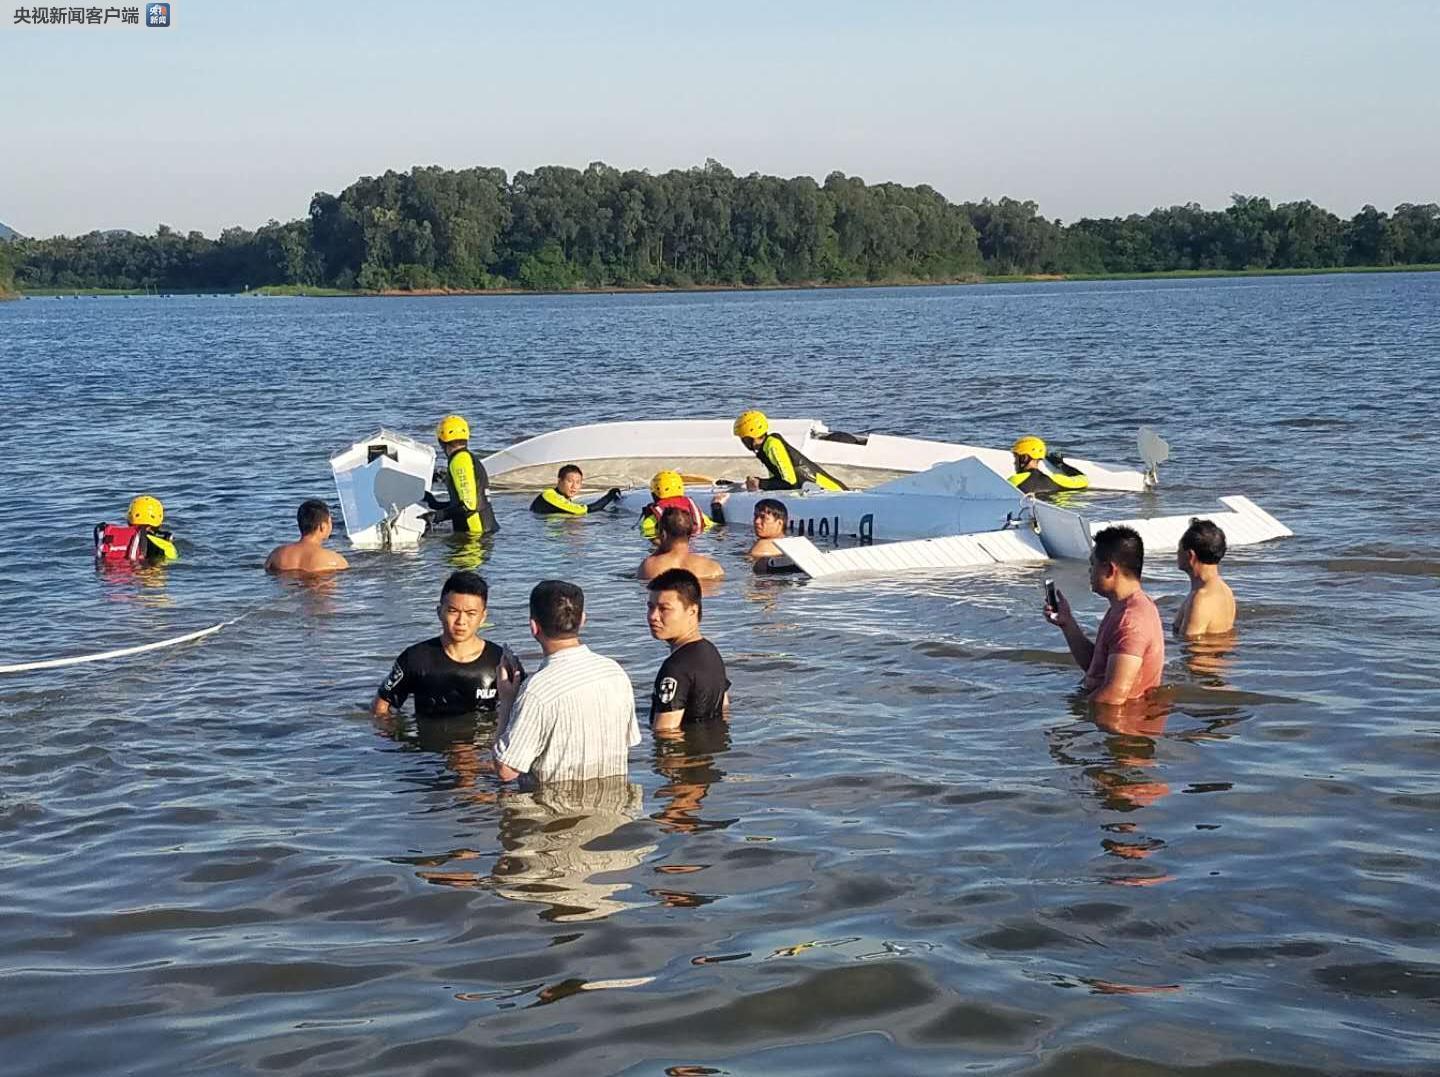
[1,1,1436,237]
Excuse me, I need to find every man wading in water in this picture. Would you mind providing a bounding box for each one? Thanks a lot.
[1044,525,1165,705]
[1173,518,1236,638]
[373,571,522,720]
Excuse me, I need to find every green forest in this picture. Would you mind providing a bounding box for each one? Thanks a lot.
[0,241,16,295]
[8,160,1440,293]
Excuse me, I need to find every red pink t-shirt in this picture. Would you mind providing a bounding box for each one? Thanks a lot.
[1085,590,1165,697]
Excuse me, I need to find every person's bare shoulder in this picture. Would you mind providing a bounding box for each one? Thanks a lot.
[264,543,297,574]
[1180,579,1236,637]
[749,538,781,558]
[268,542,348,575]
[315,547,349,571]
[688,553,725,579]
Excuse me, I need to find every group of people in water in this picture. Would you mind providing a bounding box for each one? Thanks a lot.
[93,407,1236,786]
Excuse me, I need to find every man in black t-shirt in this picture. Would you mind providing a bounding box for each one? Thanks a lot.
[372,571,524,720]
[645,568,730,732]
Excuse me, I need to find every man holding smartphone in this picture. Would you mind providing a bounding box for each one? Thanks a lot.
[1044,526,1165,705]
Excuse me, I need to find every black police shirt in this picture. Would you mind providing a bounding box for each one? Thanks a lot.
[649,638,730,726]
[377,637,522,719]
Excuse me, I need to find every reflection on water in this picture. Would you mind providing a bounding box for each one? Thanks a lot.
[490,777,654,922]
[271,568,344,616]
[1180,631,1239,683]
[1049,695,1179,887]
[96,561,174,605]
[442,534,492,570]
[382,714,656,921]
[651,723,735,835]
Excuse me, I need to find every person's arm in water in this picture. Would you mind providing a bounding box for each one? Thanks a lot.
[651,661,690,733]
[1043,587,1095,672]
[533,488,588,515]
[1041,451,1090,490]
[1090,653,1144,706]
[144,530,178,561]
[652,708,685,733]
[586,487,622,512]
[753,554,799,575]
[372,652,411,717]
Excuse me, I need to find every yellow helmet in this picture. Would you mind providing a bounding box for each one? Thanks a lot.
[733,410,768,440]
[1011,435,1046,459]
[650,470,685,500]
[436,414,470,443]
[128,495,164,527]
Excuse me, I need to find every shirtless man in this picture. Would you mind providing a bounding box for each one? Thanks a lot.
[1174,518,1235,638]
[265,499,349,574]
[639,508,724,581]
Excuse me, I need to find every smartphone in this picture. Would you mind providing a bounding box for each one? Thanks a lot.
[1044,579,1059,609]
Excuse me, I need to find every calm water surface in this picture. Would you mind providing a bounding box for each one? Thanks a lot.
[2,276,1439,1074]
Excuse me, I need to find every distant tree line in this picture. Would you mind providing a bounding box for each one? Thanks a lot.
[0,241,16,294]
[10,160,1440,291]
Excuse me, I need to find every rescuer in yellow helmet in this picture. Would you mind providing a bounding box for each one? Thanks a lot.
[94,495,179,563]
[733,410,846,493]
[424,415,499,536]
[1008,435,1090,497]
[640,469,716,541]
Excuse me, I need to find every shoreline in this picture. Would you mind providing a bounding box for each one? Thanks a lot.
[16,262,1440,299]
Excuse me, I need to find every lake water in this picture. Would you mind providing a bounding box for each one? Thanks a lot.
[2,275,1438,1074]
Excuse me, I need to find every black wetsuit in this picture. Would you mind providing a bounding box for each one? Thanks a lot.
[529,486,622,515]
[377,637,523,718]
[753,433,847,491]
[426,448,499,535]
[650,638,730,726]
[1010,456,1089,498]
[1011,470,1065,495]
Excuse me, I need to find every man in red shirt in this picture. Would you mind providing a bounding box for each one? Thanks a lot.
[1045,525,1165,705]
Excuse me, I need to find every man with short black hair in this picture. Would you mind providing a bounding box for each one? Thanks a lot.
[639,507,725,581]
[493,580,639,782]
[1175,518,1235,638]
[748,498,787,557]
[265,499,350,574]
[646,568,730,733]
[530,464,623,516]
[1044,525,1165,704]
[373,571,522,719]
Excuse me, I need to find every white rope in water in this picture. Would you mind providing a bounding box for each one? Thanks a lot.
[0,620,230,675]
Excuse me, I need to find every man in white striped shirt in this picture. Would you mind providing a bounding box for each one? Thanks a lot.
[493,580,640,783]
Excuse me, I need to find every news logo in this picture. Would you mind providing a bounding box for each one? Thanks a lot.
[145,2,169,27]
